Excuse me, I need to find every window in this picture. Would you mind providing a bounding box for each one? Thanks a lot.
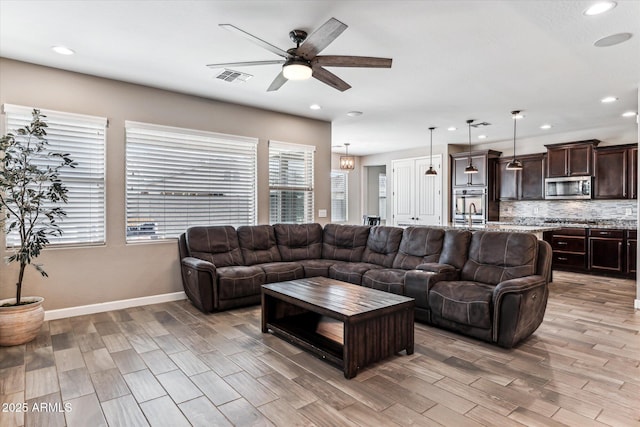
[3,104,107,247]
[269,141,314,224]
[331,171,348,222]
[125,121,257,241]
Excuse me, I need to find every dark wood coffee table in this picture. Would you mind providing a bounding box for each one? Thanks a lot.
[261,276,414,379]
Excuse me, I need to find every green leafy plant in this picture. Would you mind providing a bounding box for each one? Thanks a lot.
[0,109,76,305]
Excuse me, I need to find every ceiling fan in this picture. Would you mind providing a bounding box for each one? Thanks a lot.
[207,17,392,92]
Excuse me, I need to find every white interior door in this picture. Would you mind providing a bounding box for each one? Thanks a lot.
[415,155,443,225]
[392,159,414,226]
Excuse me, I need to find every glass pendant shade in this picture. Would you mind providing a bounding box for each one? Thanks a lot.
[425,126,438,176]
[340,143,355,170]
[507,110,524,171]
[464,119,478,174]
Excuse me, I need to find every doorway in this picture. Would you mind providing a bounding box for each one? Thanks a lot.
[363,165,387,225]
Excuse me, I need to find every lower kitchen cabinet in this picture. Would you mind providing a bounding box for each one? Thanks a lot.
[589,229,624,273]
[546,227,636,278]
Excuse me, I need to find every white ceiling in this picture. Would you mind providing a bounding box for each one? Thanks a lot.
[1,0,638,156]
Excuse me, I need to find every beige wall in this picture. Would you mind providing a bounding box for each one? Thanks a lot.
[0,58,332,310]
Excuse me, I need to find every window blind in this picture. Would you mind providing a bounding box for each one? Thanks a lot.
[269,141,315,224]
[3,104,107,247]
[125,121,257,241]
[331,171,348,222]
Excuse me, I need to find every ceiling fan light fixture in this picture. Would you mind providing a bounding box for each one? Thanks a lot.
[283,58,312,80]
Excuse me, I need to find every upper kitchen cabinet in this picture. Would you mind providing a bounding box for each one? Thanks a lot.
[496,153,546,201]
[594,144,638,199]
[451,150,501,187]
[545,140,600,178]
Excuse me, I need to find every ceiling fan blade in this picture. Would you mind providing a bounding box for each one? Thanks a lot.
[313,55,392,68]
[219,24,289,58]
[206,60,285,69]
[297,17,348,60]
[267,71,288,92]
[312,66,351,92]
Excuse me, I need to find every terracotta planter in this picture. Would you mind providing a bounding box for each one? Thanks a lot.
[0,297,45,346]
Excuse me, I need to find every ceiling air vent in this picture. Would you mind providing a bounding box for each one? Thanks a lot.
[214,69,253,83]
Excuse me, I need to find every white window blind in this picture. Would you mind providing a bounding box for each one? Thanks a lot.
[3,104,107,247]
[269,141,314,224]
[331,171,348,222]
[125,121,257,241]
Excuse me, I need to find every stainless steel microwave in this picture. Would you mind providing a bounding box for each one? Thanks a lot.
[544,176,592,199]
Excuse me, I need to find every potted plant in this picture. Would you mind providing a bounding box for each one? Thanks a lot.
[0,109,75,346]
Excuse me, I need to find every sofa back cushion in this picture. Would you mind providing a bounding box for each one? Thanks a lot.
[392,227,445,269]
[237,225,281,266]
[322,224,370,262]
[461,231,538,285]
[273,223,323,261]
[361,226,404,267]
[439,229,473,270]
[185,226,243,267]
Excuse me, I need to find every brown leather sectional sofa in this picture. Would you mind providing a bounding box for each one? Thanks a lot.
[178,223,552,348]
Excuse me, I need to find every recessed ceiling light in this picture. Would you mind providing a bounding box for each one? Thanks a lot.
[513,113,524,119]
[447,126,456,131]
[540,124,552,130]
[346,111,363,117]
[51,45,75,55]
[622,111,637,117]
[601,96,618,103]
[594,32,632,47]
[584,1,617,16]
[309,104,321,110]
[478,135,487,139]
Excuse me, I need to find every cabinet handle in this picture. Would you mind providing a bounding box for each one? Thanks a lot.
[557,257,568,261]
[557,241,568,245]
[598,232,610,236]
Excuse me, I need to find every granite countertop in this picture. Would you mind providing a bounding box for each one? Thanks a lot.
[445,223,562,233]
[498,217,637,230]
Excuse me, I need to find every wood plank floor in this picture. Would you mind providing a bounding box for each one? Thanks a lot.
[1,271,638,426]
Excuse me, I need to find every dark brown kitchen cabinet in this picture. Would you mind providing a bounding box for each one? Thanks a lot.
[589,229,624,273]
[545,140,599,178]
[628,146,637,199]
[546,228,587,272]
[593,144,638,199]
[627,230,637,275]
[451,150,501,188]
[496,153,545,201]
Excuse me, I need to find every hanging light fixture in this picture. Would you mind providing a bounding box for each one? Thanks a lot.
[506,110,524,170]
[340,143,355,170]
[464,119,478,174]
[425,127,437,176]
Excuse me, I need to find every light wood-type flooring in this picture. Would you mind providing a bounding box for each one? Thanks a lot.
[1,271,638,426]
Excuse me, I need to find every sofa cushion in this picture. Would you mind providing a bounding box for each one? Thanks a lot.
[392,227,445,269]
[274,223,323,261]
[322,224,370,262]
[258,262,304,283]
[237,225,281,266]
[329,262,382,285]
[361,269,407,295]
[361,226,403,268]
[185,226,243,267]
[461,231,538,285]
[216,265,266,299]
[296,259,337,278]
[438,229,473,270]
[429,281,494,329]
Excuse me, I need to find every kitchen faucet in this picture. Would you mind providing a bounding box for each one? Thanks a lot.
[468,202,477,228]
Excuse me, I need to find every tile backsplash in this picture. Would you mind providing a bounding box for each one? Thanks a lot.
[500,200,637,223]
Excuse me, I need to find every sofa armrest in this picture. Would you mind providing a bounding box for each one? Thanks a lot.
[415,262,456,274]
[492,275,549,348]
[180,257,218,312]
[404,269,458,309]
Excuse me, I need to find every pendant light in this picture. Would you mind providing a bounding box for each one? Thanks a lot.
[464,119,478,174]
[340,143,355,170]
[425,127,438,176]
[506,110,524,170]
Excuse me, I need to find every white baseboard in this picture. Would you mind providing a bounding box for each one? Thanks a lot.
[635,299,640,310]
[44,291,187,321]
